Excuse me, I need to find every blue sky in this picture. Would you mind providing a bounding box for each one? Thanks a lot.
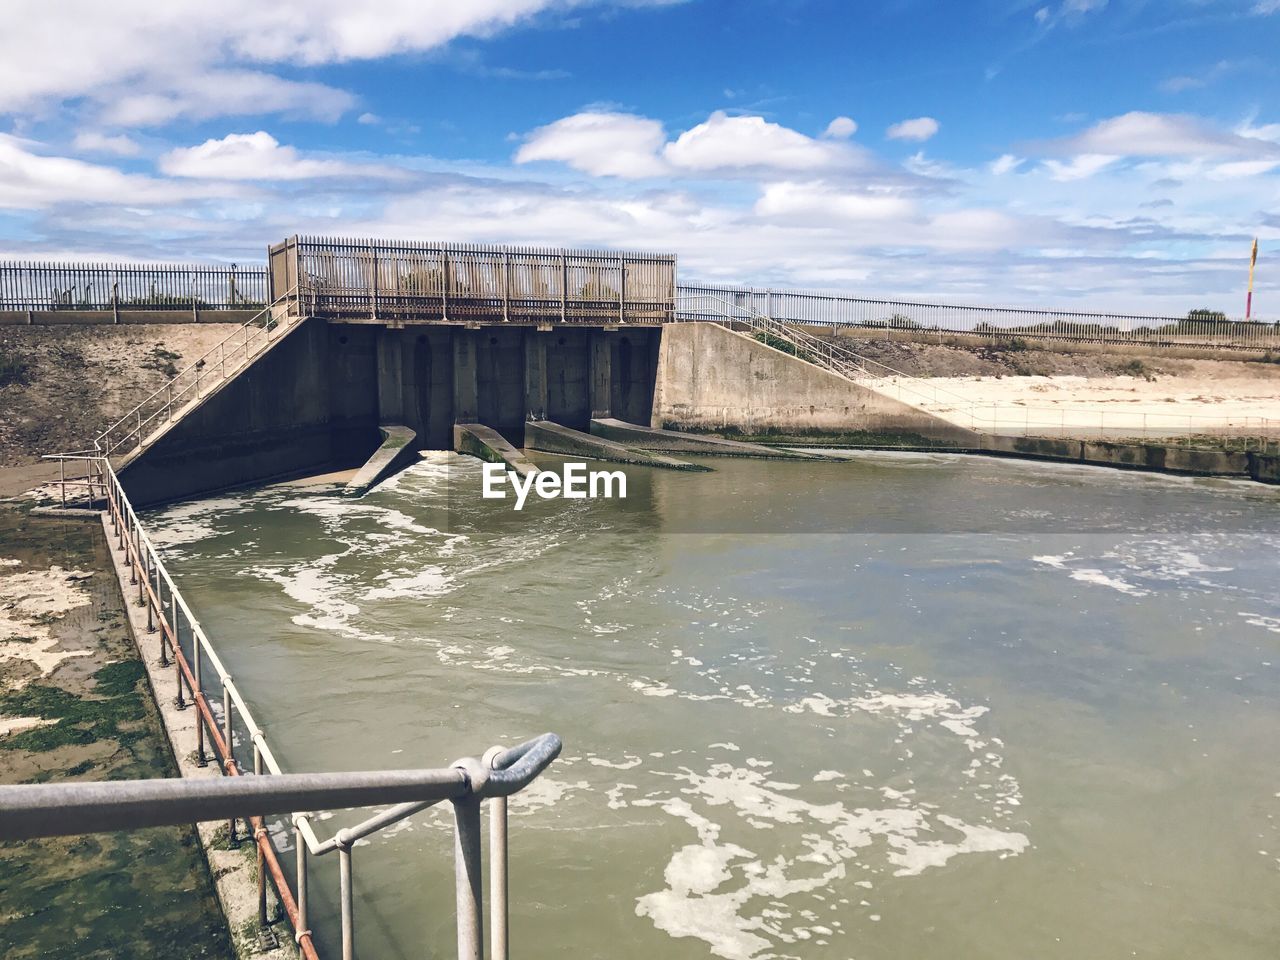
[1,0,1278,314]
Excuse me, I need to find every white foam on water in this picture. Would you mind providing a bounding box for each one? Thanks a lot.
[1067,569,1149,596]
[1238,612,1280,634]
[365,567,453,601]
[631,760,1028,959]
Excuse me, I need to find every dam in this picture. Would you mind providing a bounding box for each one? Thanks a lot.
[2,235,1280,960]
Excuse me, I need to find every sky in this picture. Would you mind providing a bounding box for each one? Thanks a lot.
[0,0,1278,315]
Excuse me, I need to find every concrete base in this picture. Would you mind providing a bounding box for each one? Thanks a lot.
[345,424,418,496]
[653,322,980,446]
[525,420,709,471]
[453,423,538,478]
[979,433,1275,482]
[589,418,833,460]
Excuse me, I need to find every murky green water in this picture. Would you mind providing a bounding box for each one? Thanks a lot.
[145,452,1280,960]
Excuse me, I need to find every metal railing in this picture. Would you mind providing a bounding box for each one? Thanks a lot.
[270,235,676,324]
[33,455,562,959]
[0,261,267,312]
[675,292,1280,451]
[678,282,1280,352]
[94,289,300,458]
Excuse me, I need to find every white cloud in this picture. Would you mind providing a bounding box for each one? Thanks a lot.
[1204,159,1280,180]
[664,112,847,172]
[159,131,404,181]
[990,154,1025,175]
[516,112,669,177]
[0,134,231,209]
[1042,153,1120,181]
[516,110,859,178]
[1048,112,1280,159]
[755,181,915,223]
[1238,119,1280,143]
[1253,0,1280,14]
[71,132,142,157]
[824,116,857,139]
[886,117,939,142]
[0,0,661,123]
[102,72,355,127]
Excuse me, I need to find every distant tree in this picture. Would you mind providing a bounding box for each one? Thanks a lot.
[1187,308,1228,323]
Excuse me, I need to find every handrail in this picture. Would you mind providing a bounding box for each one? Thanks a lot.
[36,455,561,960]
[0,768,470,841]
[94,287,299,458]
[677,281,1279,344]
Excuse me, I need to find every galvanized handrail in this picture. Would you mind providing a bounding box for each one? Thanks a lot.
[678,281,1280,349]
[94,287,299,458]
[34,455,561,959]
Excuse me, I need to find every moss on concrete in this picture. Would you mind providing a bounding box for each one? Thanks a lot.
[0,507,232,958]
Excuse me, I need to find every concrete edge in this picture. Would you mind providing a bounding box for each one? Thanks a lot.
[99,512,297,959]
[525,420,710,472]
[453,423,538,478]
[589,418,836,460]
[344,425,419,496]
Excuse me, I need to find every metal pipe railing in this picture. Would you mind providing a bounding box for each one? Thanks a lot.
[31,455,564,959]
[677,282,1280,351]
[94,288,298,458]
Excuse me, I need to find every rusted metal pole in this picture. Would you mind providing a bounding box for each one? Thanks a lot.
[224,684,237,843]
[295,820,309,941]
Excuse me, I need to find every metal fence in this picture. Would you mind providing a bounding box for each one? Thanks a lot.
[677,283,1280,352]
[0,261,268,311]
[270,236,677,324]
[33,455,562,960]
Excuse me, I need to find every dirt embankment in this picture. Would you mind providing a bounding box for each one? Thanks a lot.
[819,330,1280,381]
[0,324,239,467]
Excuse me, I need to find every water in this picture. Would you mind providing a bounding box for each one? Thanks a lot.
[143,452,1280,960]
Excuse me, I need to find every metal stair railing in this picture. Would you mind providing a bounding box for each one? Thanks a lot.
[94,287,300,459]
[33,454,562,960]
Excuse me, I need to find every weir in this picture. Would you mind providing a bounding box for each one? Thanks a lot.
[78,234,1278,510]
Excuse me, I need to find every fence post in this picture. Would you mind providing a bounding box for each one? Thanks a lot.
[112,281,120,324]
[339,843,355,960]
[485,746,509,960]
[452,796,485,960]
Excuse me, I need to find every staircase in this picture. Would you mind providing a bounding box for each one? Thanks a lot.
[95,293,304,465]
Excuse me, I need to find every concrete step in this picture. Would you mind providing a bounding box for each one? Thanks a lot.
[524,420,709,471]
[345,425,418,496]
[589,418,836,460]
[453,423,538,478]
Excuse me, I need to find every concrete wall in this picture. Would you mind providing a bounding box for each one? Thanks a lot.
[117,320,665,503]
[120,320,378,506]
[652,321,977,443]
[0,309,261,326]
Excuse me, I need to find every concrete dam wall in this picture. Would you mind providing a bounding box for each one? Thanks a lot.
[119,321,663,505]
[652,321,978,444]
